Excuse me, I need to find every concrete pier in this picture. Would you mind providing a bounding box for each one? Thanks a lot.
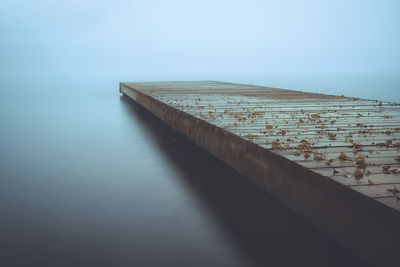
[120,81,400,266]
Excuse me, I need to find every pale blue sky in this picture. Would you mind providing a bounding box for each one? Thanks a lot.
[1,0,399,73]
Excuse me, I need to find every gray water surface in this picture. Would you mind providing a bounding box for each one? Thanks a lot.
[0,71,375,266]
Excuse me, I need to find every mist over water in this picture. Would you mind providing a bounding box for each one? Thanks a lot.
[1,0,399,100]
[2,68,399,102]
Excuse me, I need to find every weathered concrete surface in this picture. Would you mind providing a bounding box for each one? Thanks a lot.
[120,81,400,266]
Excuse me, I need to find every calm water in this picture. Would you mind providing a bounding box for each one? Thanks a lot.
[0,70,388,266]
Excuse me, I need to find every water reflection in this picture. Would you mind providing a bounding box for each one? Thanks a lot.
[118,96,368,267]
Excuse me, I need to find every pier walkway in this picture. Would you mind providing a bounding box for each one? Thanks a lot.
[120,81,400,266]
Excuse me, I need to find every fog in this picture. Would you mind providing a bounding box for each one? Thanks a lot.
[0,0,399,102]
[1,0,399,72]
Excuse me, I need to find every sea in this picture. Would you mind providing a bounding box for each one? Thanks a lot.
[1,69,392,266]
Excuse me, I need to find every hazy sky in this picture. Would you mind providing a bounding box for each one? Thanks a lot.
[1,0,399,73]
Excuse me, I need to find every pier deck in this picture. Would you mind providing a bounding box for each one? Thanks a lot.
[120,81,400,266]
